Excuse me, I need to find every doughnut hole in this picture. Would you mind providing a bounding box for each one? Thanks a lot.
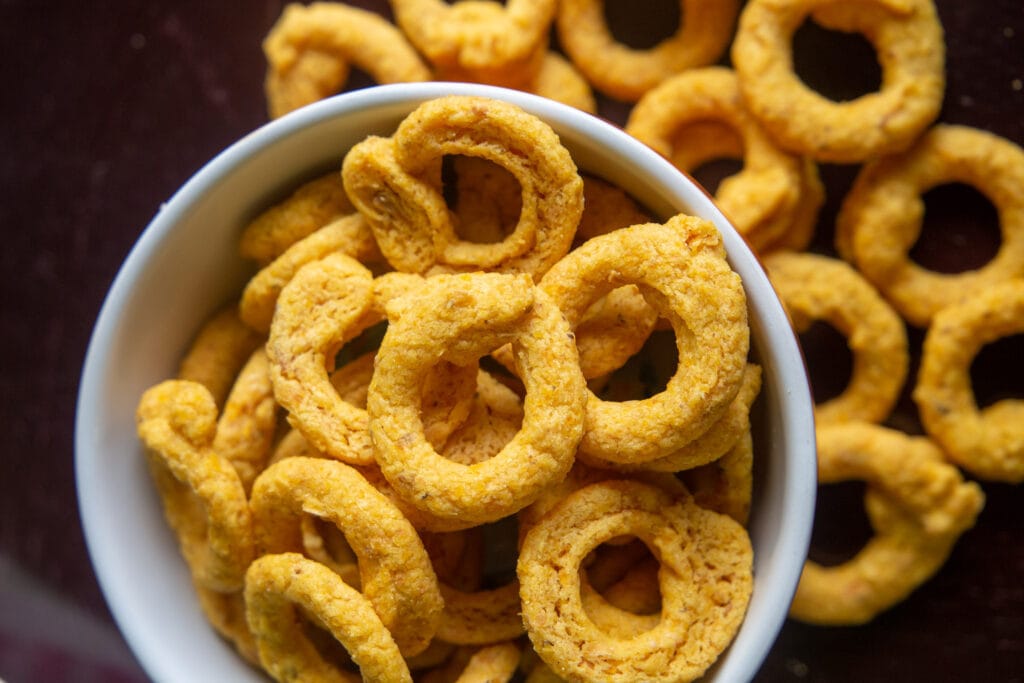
[970,333,1024,409]
[797,320,853,406]
[591,326,677,402]
[792,17,881,102]
[909,183,1001,274]
[582,537,663,618]
[807,480,873,567]
[442,154,523,245]
[604,0,680,49]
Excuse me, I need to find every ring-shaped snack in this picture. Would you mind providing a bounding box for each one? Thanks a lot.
[263,2,431,119]
[136,380,254,592]
[834,124,1024,327]
[913,279,1024,483]
[764,251,908,425]
[268,254,478,466]
[731,0,945,163]
[436,581,525,645]
[789,422,985,625]
[249,456,444,656]
[367,272,587,526]
[518,480,753,683]
[556,0,739,102]
[244,553,413,682]
[539,216,749,464]
[626,67,804,252]
[342,95,584,279]
[391,0,555,87]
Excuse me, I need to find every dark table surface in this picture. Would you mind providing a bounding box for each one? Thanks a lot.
[2,1,1022,681]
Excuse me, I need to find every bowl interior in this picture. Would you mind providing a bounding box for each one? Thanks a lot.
[76,82,816,682]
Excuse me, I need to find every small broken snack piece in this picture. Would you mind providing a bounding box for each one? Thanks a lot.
[556,0,740,102]
[368,272,587,526]
[913,279,1024,483]
[626,67,814,253]
[790,422,984,625]
[731,0,945,162]
[249,456,444,656]
[342,95,584,279]
[764,251,908,426]
[518,480,753,683]
[263,2,431,118]
[244,552,413,682]
[540,216,749,464]
[835,124,1024,327]
[136,380,254,593]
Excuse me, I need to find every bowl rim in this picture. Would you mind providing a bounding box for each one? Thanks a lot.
[75,81,816,682]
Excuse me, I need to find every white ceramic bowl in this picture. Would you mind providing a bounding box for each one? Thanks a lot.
[76,82,816,683]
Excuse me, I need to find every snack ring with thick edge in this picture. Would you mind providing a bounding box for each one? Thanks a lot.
[518,479,753,683]
[263,2,430,119]
[367,272,587,526]
[342,95,584,279]
[764,250,908,425]
[249,456,444,656]
[244,552,413,682]
[731,0,944,163]
[539,216,749,464]
[913,279,1024,483]
[135,380,254,593]
[556,0,739,102]
[790,422,984,625]
[834,124,1024,327]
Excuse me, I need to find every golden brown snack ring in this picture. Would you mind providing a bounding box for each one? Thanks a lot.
[342,95,584,278]
[249,456,444,656]
[579,363,761,473]
[626,67,805,252]
[790,422,984,625]
[556,0,739,102]
[391,0,555,87]
[177,305,264,408]
[136,380,254,592]
[518,480,753,683]
[263,2,430,119]
[368,272,587,526]
[731,0,944,162]
[913,279,1024,482]
[764,251,908,425]
[539,216,749,464]
[238,171,355,265]
[436,581,525,645]
[266,251,376,465]
[244,552,413,682]
[835,124,1024,327]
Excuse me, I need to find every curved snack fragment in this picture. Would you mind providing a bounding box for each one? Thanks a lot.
[249,456,444,656]
[244,552,413,682]
[790,422,985,625]
[913,279,1024,483]
[263,2,431,118]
